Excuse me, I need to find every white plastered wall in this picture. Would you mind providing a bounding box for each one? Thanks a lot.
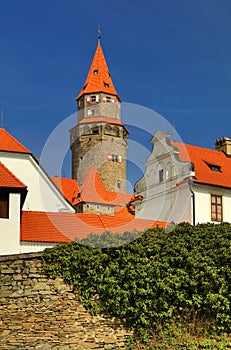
[0,152,74,213]
[19,241,57,254]
[194,185,231,224]
[0,193,21,255]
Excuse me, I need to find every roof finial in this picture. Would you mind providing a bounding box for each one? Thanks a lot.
[98,25,102,44]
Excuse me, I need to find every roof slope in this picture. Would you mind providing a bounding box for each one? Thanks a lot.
[50,176,80,206]
[0,128,31,154]
[51,168,132,207]
[0,161,26,188]
[173,142,231,189]
[76,43,120,100]
[20,211,167,243]
[75,166,132,206]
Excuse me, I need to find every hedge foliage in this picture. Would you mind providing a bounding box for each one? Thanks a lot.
[42,222,231,339]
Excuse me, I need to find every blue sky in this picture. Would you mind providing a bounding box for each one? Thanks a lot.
[1,0,231,185]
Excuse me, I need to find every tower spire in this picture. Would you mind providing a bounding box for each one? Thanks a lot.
[97,25,102,44]
[71,39,128,192]
[76,38,120,101]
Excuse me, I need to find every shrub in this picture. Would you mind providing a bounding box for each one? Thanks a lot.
[42,222,231,339]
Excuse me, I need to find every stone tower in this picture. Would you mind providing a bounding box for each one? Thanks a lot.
[70,40,128,193]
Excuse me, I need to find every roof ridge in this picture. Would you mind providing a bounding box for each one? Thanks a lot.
[173,141,219,153]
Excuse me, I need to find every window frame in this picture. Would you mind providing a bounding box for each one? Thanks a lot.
[211,194,223,222]
[159,169,164,183]
[0,191,9,219]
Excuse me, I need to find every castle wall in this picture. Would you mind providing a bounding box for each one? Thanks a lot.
[0,252,132,349]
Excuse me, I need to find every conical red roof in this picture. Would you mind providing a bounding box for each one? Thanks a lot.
[76,43,120,100]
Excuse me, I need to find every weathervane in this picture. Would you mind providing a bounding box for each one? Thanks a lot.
[98,25,102,44]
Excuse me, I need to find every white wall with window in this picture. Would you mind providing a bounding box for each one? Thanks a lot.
[0,152,74,213]
[0,193,21,255]
[194,186,231,224]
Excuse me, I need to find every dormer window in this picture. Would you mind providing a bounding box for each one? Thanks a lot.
[104,82,109,88]
[210,165,221,172]
[93,70,98,74]
[205,162,221,172]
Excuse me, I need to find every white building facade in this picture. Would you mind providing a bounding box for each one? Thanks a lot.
[134,130,231,225]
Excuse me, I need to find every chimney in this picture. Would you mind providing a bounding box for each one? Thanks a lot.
[215,136,231,156]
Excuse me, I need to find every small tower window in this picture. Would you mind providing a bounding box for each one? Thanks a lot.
[93,70,98,74]
[106,96,111,102]
[90,95,99,103]
[117,180,121,189]
[87,109,95,117]
[92,127,99,134]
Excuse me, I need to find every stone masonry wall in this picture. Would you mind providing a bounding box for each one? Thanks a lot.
[0,253,132,350]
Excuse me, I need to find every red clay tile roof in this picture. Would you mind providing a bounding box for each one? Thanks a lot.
[76,43,120,100]
[173,142,231,189]
[21,211,72,243]
[78,117,124,128]
[0,128,31,154]
[77,166,133,206]
[0,161,26,188]
[20,210,167,243]
[51,168,133,208]
[50,176,80,206]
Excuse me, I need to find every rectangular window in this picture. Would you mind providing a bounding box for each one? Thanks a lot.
[0,192,9,219]
[91,96,96,103]
[159,169,164,183]
[87,109,95,117]
[106,96,111,102]
[211,194,222,222]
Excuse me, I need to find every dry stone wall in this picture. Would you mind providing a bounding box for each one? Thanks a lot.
[0,252,132,350]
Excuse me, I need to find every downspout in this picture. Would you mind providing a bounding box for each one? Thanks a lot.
[188,180,195,226]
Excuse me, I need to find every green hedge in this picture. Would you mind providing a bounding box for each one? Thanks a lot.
[42,222,231,340]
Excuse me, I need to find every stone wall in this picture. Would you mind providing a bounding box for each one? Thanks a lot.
[0,253,132,350]
[70,122,127,193]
